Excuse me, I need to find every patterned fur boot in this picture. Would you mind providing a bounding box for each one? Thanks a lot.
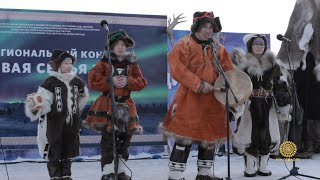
[196,146,222,180]
[168,143,191,180]
[244,152,257,177]
[257,154,272,176]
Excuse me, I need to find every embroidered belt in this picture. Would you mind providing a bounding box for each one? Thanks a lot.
[103,92,130,103]
[251,88,273,98]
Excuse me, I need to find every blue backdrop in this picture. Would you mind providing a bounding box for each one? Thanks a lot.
[0,8,270,159]
[0,9,168,139]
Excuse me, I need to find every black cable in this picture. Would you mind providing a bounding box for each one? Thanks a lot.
[0,137,10,180]
[0,160,46,164]
[119,157,132,179]
[0,155,172,165]
[283,156,302,180]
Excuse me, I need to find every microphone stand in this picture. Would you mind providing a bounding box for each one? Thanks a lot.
[278,40,320,180]
[103,27,119,180]
[211,42,238,180]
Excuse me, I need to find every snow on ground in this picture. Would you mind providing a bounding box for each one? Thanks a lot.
[1,151,320,180]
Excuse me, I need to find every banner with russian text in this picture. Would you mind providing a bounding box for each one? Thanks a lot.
[0,8,167,147]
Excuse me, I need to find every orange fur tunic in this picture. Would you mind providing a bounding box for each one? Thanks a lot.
[161,35,234,144]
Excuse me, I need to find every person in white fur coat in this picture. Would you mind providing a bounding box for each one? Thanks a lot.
[24,49,89,180]
[230,34,291,177]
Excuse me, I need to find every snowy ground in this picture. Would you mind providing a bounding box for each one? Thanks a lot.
[1,151,320,180]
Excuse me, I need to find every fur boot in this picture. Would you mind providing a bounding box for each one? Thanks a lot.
[168,177,185,180]
[257,154,272,176]
[101,131,116,180]
[47,161,62,179]
[101,173,115,180]
[196,146,222,180]
[168,161,186,180]
[168,143,191,180]
[195,175,223,180]
[100,172,131,180]
[118,158,131,180]
[61,159,72,179]
[101,160,132,180]
[196,159,214,179]
[61,176,73,180]
[244,152,257,177]
[102,161,115,178]
[118,172,131,180]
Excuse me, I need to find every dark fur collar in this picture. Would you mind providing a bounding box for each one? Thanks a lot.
[191,33,211,45]
[102,52,137,64]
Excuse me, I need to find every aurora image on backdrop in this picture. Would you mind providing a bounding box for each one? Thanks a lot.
[0,8,167,138]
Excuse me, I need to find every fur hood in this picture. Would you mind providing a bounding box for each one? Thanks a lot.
[235,50,276,77]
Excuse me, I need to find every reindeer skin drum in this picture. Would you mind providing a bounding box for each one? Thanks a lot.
[214,69,252,107]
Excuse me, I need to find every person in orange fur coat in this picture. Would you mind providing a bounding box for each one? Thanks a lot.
[160,11,234,180]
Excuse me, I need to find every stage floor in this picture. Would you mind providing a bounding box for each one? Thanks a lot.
[1,152,320,180]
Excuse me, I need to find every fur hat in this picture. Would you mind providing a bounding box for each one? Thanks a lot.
[49,49,76,72]
[191,11,222,33]
[109,29,135,48]
[243,34,267,53]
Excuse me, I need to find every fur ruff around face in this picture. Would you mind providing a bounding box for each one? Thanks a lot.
[243,50,276,77]
[122,52,138,63]
[108,52,138,64]
[49,71,76,83]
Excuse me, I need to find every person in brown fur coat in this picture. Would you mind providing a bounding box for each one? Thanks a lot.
[231,34,291,177]
[83,29,147,180]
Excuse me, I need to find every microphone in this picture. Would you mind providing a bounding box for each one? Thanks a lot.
[277,34,291,43]
[209,38,217,52]
[100,20,109,32]
[209,37,214,44]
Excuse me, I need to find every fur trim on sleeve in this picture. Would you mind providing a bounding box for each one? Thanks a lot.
[230,47,248,71]
[314,64,320,81]
[230,102,246,120]
[37,87,53,115]
[280,69,291,86]
[24,104,42,122]
[24,87,53,121]
[277,104,291,122]
[132,125,143,134]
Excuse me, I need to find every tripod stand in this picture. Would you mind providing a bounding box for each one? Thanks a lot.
[278,39,320,180]
[211,41,239,180]
[101,20,120,180]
